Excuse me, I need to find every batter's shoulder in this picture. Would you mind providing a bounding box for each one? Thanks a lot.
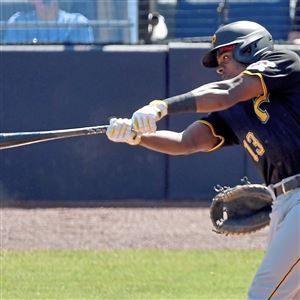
[262,49,300,63]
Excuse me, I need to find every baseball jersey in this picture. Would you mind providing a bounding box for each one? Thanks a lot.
[3,9,94,44]
[202,50,300,185]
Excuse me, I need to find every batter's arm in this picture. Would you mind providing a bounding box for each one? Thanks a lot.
[139,121,222,155]
[132,73,264,134]
[191,73,264,113]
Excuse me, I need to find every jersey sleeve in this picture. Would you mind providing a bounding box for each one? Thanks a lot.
[243,50,300,92]
[200,112,239,149]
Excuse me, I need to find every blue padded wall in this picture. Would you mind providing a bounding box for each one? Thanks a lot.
[0,47,168,202]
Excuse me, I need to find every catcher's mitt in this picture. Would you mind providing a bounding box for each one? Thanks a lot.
[210,178,273,235]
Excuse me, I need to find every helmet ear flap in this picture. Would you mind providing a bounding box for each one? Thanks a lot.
[234,43,256,65]
[233,33,273,65]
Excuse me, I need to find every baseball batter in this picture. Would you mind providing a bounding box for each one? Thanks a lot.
[106,21,300,299]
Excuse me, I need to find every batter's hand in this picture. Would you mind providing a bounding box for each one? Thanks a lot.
[132,100,167,133]
[106,118,141,145]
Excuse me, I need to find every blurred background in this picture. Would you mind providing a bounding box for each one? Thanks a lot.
[0,1,299,205]
[0,0,299,45]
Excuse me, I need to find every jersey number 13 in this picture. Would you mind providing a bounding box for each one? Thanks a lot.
[243,132,265,162]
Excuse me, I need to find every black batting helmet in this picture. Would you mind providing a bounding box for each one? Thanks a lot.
[202,21,274,68]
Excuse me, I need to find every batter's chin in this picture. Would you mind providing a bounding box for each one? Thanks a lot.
[222,74,237,80]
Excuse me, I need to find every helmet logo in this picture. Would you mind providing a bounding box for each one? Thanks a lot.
[212,34,216,47]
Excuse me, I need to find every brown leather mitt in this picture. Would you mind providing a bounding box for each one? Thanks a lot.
[210,178,273,235]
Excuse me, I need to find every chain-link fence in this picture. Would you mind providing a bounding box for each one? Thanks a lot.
[0,0,299,45]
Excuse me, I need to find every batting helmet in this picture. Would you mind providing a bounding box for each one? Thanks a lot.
[202,21,274,68]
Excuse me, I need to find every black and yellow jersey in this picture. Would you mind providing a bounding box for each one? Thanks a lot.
[203,50,300,185]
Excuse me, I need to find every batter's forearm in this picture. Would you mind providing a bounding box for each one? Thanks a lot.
[163,80,242,115]
[163,89,233,115]
[139,131,192,155]
[193,89,233,112]
[139,127,218,154]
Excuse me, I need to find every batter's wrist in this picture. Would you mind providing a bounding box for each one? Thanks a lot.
[149,100,168,120]
[164,92,197,114]
[131,133,141,145]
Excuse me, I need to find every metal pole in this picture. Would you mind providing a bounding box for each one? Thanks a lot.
[138,0,151,43]
[217,0,229,26]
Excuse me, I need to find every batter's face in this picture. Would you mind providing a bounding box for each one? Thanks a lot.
[216,50,246,80]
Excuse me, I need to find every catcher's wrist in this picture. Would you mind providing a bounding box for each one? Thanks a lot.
[164,92,197,114]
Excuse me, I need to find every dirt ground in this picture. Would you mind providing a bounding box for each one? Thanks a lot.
[1,207,268,250]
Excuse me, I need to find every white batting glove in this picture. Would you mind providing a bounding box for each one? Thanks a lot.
[132,100,168,134]
[106,118,141,145]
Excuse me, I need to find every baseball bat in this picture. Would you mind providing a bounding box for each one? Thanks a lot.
[0,125,109,150]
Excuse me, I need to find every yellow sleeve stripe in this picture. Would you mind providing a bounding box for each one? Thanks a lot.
[242,70,268,98]
[195,120,225,152]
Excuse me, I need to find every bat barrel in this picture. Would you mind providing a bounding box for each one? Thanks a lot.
[0,125,109,150]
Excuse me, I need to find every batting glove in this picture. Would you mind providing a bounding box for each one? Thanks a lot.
[132,100,168,133]
[106,118,141,145]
